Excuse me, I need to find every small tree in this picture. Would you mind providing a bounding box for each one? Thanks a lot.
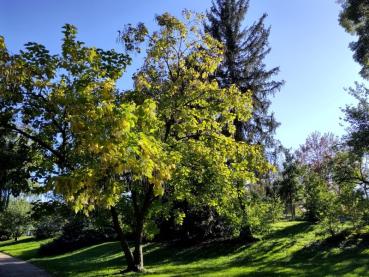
[0,198,32,241]
[275,149,302,220]
[245,196,283,237]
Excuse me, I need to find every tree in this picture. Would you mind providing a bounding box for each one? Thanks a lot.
[339,0,369,79]
[87,11,269,271]
[0,198,32,241]
[342,83,369,156]
[274,149,302,220]
[31,200,70,239]
[0,23,133,270]
[296,132,339,176]
[1,12,269,272]
[0,132,32,212]
[205,0,283,147]
[296,132,339,222]
[127,11,270,244]
[0,37,34,211]
[331,151,369,228]
[0,25,130,179]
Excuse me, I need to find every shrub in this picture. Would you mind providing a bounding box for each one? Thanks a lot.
[38,214,116,256]
[0,198,32,241]
[246,197,284,237]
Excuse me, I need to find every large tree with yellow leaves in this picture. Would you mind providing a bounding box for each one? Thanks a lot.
[1,12,269,272]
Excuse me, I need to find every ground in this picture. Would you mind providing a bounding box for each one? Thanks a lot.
[0,252,50,277]
[0,221,368,276]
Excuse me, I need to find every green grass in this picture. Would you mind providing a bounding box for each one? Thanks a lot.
[1,221,369,276]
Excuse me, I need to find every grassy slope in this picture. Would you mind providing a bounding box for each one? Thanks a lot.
[1,221,369,276]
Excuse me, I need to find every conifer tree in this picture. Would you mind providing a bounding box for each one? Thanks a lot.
[205,0,283,148]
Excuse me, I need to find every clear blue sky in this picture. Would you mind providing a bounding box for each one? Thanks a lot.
[0,0,363,149]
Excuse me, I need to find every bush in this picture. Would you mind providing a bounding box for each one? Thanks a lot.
[38,228,116,256]
[0,198,32,241]
[34,215,64,239]
[31,200,69,239]
[245,197,284,237]
[38,215,116,256]
[0,230,10,241]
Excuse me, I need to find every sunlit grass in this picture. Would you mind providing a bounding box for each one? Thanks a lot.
[1,221,368,276]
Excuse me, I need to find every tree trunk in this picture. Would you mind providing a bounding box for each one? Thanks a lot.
[110,207,137,272]
[291,202,296,220]
[131,184,154,272]
[133,220,145,272]
[289,194,295,220]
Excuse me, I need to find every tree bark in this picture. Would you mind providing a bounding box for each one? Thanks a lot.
[110,207,137,272]
[131,184,154,272]
[133,220,145,271]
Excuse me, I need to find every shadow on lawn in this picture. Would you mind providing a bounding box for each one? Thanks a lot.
[286,229,369,276]
[0,237,35,248]
[267,221,313,239]
[33,223,369,276]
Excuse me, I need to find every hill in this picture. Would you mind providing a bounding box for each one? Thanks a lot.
[0,221,368,276]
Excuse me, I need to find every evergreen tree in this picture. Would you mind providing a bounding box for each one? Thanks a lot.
[339,0,369,79]
[205,0,283,148]
[275,149,302,220]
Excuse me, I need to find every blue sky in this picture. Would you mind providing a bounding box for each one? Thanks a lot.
[1,0,363,149]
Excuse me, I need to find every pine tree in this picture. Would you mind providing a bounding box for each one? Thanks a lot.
[205,0,283,148]
[339,0,369,79]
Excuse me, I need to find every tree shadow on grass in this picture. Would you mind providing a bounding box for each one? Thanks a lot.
[29,224,369,277]
[267,222,313,239]
[287,230,369,276]
[33,242,125,276]
[0,237,35,248]
[33,240,253,276]
[0,237,48,260]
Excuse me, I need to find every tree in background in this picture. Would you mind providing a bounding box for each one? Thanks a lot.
[274,149,302,220]
[205,0,283,147]
[293,132,339,223]
[295,132,339,176]
[342,84,369,157]
[331,151,369,229]
[0,198,32,241]
[0,37,34,212]
[0,132,32,212]
[339,0,369,79]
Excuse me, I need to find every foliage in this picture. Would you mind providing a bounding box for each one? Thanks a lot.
[205,0,283,147]
[339,0,369,79]
[31,200,70,239]
[274,149,303,219]
[331,151,369,227]
[296,132,339,175]
[0,132,33,212]
[1,13,269,271]
[301,169,330,222]
[342,83,369,156]
[39,226,116,257]
[0,23,131,179]
[245,196,284,236]
[127,10,271,242]
[0,198,32,241]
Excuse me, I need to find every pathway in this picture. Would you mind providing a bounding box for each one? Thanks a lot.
[0,252,50,277]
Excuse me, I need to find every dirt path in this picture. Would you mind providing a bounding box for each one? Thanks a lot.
[0,252,50,277]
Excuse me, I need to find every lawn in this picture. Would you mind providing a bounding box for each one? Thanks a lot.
[1,221,369,276]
